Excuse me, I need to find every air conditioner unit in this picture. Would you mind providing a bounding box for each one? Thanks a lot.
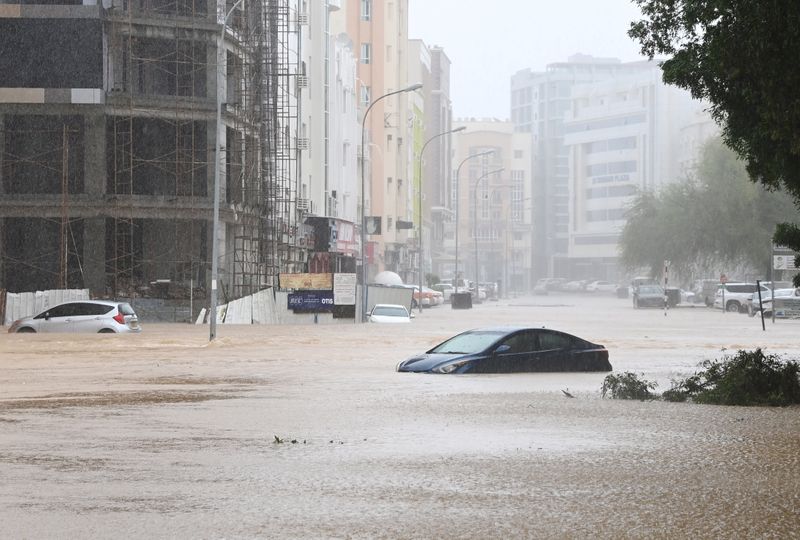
[298,13,309,25]
[296,198,310,212]
[297,138,309,150]
[297,75,308,88]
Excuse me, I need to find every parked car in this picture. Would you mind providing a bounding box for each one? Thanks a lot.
[532,277,565,295]
[563,280,588,292]
[368,304,413,323]
[691,279,720,306]
[533,279,550,295]
[422,286,444,306]
[586,280,618,293]
[747,288,800,317]
[479,282,499,300]
[396,326,611,374]
[467,282,487,302]
[8,300,141,333]
[632,284,665,309]
[432,283,455,303]
[713,282,770,313]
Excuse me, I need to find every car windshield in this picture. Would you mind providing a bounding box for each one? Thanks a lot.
[639,286,663,294]
[372,306,408,317]
[429,330,505,354]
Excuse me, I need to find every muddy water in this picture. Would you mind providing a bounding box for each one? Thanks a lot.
[1,295,799,538]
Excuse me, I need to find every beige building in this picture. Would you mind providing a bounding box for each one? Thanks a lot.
[332,0,416,281]
[450,120,533,294]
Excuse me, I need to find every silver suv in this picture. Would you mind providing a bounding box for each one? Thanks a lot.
[8,300,142,333]
[713,283,769,313]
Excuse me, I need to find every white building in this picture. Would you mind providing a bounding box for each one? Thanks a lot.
[562,61,713,279]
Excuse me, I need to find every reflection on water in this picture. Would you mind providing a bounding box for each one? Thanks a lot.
[1,295,798,537]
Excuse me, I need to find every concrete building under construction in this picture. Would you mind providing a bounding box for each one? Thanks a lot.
[0,0,303,309]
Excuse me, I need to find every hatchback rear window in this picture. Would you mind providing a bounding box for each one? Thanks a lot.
[727,285,756,293]
[118,303,136,315]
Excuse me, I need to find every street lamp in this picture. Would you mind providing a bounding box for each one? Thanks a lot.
[453,150,493,292]
[210,0,244,341]
[416,125,466,313]
[473,168,504,294]
[360,82,422,321]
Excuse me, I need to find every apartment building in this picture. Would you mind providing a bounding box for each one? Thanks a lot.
[332,0,415,281]
[563,62,711,280]
[450,120,533,294]
[511,54,631,279]
[0,0,302,307]
[299,0,360,272]
[409,40,454,282]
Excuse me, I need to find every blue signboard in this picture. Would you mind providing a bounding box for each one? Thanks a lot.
[287,291,335,312]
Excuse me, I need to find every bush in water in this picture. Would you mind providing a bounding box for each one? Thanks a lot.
[601,372,658,401]
[663,349,800,406]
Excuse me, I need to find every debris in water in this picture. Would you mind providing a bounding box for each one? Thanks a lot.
[562,389,575,398]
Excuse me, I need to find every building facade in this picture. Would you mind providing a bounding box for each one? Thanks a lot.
[409,40,454,283]
[511,54,631,279]
[332,0,415,282]
[563,62,711,280]
[449,120,533,295]
[0,0,302,306]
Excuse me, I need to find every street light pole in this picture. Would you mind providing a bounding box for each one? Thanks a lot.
[473,168,504,296]
[360,83,422,321]
[416,126,466,313]
[210,0,244,341]
[453,150,493,292]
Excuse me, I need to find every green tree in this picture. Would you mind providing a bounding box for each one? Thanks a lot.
[620,139,796,278]
[630,0,800,284]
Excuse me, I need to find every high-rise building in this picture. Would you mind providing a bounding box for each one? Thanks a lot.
[450,120,533,295]
[562,62,707,279]
[511,54,631,279]
[299,0,361,272]
[408,41,454,282]
[0,0,301,308]
[332,0,415,281]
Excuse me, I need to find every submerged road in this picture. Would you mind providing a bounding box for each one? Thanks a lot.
[1,294,799,538]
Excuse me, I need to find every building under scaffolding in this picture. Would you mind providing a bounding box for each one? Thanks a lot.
[0,0,302,313]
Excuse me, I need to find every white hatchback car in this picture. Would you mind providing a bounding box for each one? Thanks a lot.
[367,304,413,323]
[8,300,142,333]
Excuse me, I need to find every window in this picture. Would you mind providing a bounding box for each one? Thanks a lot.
[499,331,537,354]
[360,85,371,105]
[360,0,371,20]
[538,331,573,350]
[387,217,393,230]
[360,43,371,64]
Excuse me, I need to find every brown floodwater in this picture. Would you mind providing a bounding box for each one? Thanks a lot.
[1,294,799,538]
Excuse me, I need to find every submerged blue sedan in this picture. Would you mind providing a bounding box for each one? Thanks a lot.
[397,326,611,374]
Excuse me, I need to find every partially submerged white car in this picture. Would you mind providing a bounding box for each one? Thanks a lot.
[367,304,413,323]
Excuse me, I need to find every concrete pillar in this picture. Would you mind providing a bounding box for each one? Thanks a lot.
[0,114,4,195]
[83,218,106,295]
[81,111,107,295]
[83,111,106,196]
[0,116,4,289]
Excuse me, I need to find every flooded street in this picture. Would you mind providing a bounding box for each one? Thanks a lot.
[1,294,799,538]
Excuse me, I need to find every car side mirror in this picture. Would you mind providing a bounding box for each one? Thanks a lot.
[494,344,511,355]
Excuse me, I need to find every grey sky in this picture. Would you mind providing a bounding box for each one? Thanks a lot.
[409,0,649,120]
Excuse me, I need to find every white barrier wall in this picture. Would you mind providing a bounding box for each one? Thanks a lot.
[3,289,91,326]
[196,285,412,325]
